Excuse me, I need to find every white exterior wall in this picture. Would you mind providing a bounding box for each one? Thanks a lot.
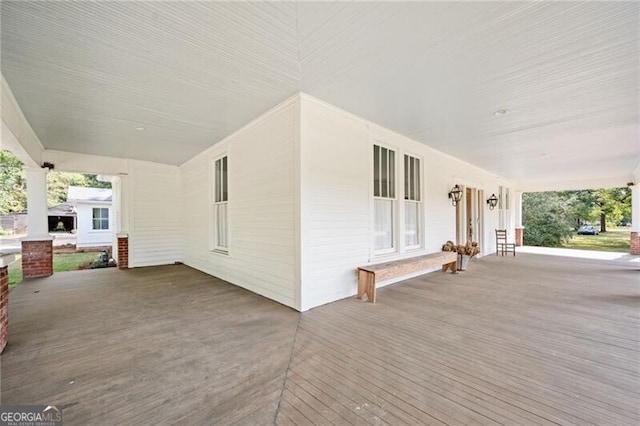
[299,99,370,310]
[26,94,517,312]
[180,97,299,309]
[128,161,182,267]
[299,95,514,310]
[75,202,113,247]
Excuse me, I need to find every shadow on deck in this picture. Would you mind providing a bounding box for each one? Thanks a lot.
[2,254,639,424]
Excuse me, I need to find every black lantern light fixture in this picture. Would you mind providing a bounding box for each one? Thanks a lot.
[487,193,498,210]
[448,184,463,206]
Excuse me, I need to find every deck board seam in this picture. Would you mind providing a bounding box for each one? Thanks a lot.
[273,312,302,425]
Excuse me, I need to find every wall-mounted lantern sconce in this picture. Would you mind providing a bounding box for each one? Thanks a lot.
[487,193,498,210]
[448,184,463,206]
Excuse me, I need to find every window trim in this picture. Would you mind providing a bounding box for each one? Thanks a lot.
[403,153,423,250]
[372,143,398,255]
[498,185,511,231]
[91,207,109,231]
[371,144,426,257]
[212,155,229,254]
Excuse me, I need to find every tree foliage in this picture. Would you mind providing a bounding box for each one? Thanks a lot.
[0,150,27,214]
[0,149,111,215]
[524,187,631,247]
[561,188,631,231]
[46,172,110,207]
[523,192,574,247]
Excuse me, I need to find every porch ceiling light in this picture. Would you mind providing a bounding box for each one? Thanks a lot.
[487,193,498,210]
[448,185,463,206]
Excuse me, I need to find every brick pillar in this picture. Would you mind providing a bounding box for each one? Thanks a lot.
[631,232,640,255]
[21,239,53,279]
[0,265,8,353]
[117,236,129,269]
[515,227,524,247]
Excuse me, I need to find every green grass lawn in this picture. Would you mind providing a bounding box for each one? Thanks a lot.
[562,226,631,252]
[8,252,102,291]
[8,259,22,291]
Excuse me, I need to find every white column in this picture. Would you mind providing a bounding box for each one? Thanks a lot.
[111,175,130,235]
[25,167,49,238]
[630,183,640,255]
[514,191,523,227]
[111,176,130,268]
[514,191,524,246]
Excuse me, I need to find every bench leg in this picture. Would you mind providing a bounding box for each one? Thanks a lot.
[442,261,458,274]
[357,270,376,303]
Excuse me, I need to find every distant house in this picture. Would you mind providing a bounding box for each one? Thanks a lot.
[0,213,27,235]
[47,202,77,232]
[67,186,113,247]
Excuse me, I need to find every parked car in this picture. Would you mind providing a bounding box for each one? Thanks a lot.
[577,225,599,235]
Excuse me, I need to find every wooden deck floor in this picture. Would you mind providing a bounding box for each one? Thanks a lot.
[2,254,639,425]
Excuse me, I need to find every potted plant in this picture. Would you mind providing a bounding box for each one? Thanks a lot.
[442,240,480,271]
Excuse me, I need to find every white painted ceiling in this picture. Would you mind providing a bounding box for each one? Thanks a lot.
[2,1,639,186]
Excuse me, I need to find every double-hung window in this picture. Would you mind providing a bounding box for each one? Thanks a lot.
[404,154,421,248]
[92,208,109,230]
[373,144,396,253]
[498,185,510,230]
[504,186,511,230]
[213,156,228,252]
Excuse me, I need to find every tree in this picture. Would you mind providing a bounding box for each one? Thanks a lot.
[46,172,90,207]
[84,174,112,189]
[563,187,631,232]
[46,172,111,207]
[0,150,27,214]
[593,188,630,232]
[0,149,112,214]
[522,192,574,247]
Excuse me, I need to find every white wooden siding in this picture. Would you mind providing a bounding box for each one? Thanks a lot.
[299,95,513,310]
[128,161,182,267]
[299,98,370,311]
[75,203,113,247]
[180,98,298,309]
[108,93,514,312]
[49,94,517,311]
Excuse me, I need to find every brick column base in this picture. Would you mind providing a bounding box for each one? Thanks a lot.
[631,232,640,255]
[515,227,524,247]
[1,266,8,353]
[21,240,53,279]
[117,236,129,269]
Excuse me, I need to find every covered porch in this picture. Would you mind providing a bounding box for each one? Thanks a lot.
[2,254,638,424]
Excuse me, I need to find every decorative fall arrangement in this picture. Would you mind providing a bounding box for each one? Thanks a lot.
[442,240,480,257]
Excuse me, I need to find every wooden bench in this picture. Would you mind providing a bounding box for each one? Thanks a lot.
[357,251,458,303]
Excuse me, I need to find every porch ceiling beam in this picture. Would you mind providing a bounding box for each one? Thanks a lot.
[41,149,129,176]
[1,75,43,167]
[518,175,636,193]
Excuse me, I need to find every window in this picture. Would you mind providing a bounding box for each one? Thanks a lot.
[213,156,228,251]
[498,185,510,230]
[92,208,109,230]
[373,144,396,252]
[404,154,421,248]
[505,187,511,231]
